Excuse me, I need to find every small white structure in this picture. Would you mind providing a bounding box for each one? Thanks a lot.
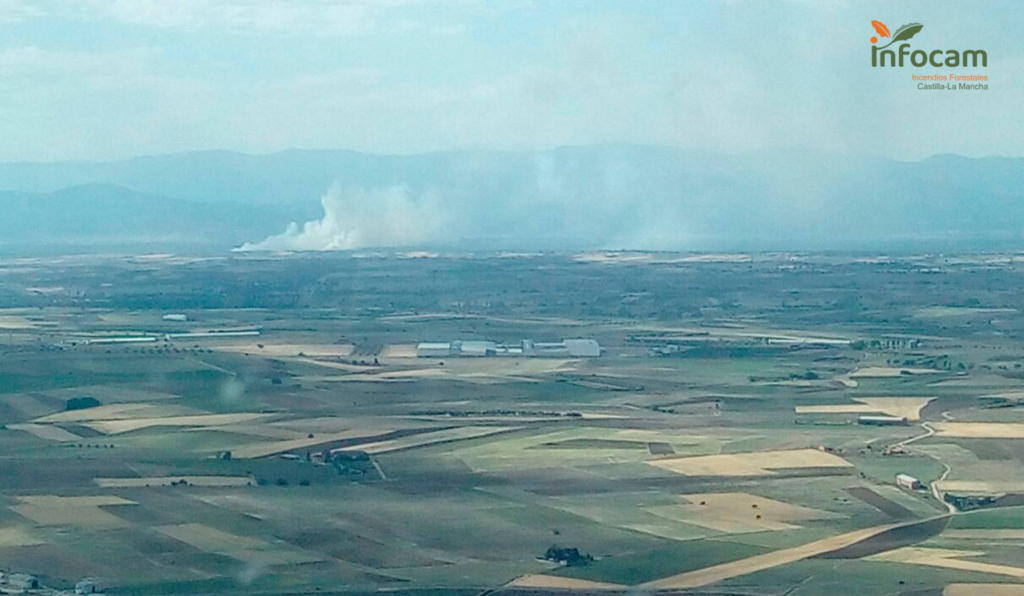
[416,342,452,358]
[8,573,39,590]
[534,339,602,357]
[76,578,100,594]
[459,341,497,357]
[858,415,909,426]
[86,336,158,345]
[165,330,259,340]
[563,339,601,357]
[162,314,188,322]
[415,338,601,358]
[896,473,921,490]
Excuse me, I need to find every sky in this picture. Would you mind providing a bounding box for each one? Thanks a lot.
[0,0,1021,162]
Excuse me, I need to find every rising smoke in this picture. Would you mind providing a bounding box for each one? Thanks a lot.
[234,153,694,251]
[232,148,947,253]
[236,185,447,251]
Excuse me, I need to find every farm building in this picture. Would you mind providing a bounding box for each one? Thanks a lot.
[562,339,601,357]
[416,342,452,357]
[459,341,497,357]
[534,339,601,357]
[8,573,39,590]
[165,330,260,340]
[416,338,601,358]
[858,415,909,426]
[162,313,188,322]
[896,473,922,490]
[86,336,158,345]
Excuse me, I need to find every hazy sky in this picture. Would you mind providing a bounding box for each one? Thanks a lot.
[1,0,1020,162]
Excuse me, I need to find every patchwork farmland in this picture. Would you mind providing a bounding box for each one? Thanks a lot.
[1,252,1024,594]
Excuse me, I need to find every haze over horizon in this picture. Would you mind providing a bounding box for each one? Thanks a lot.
[1,0,1021,163]
[1,1,1020,253]
[0,144,1021,253]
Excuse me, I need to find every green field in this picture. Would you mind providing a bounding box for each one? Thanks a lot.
[1,253,1024,593]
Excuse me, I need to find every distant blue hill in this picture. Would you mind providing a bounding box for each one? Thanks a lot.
[0,146,1021,252]
[0,184,316,253]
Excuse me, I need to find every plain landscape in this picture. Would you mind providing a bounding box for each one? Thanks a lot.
[2,251,1024,594]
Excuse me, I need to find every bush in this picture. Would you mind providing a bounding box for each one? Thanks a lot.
[65,396,101,411]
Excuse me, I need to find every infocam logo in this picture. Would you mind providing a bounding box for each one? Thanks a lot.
[870,21,987,68]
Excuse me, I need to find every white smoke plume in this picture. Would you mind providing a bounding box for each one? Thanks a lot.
[235,153,712,251]
[237,185,446,251]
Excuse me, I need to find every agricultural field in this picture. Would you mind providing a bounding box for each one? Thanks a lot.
[1,252,1024,594]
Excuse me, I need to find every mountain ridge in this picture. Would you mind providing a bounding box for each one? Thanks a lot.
[0,145,1021,252]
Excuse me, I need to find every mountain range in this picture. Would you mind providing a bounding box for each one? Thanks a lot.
[0,145,1021,253]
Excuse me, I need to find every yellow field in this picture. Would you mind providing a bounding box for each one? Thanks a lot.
[442,358,579,378]
[339,426,519,455]
[0,526,45,547]
[944,530,1024,540]
[321,358,579,384]
[293,358,378,373]
[981,391,1024,400]
[854,397,934,420]
[157,523,265,551]
[945,584,1024,596]
[36,403,196,423]
[194,423,308,440]
[95,476,254,488]
[0,315,36,329]
[795,405,876,415]
[868,547,1024,580]
[12,495,136,529]
[322,368,450,382]
[646,492,841,534]
[508,575,624,590]
[934,480,1024,495]
[648,448,852,477]
[380,344,418,358]
[795,397,933,421]
[156,523,322,565]
[642,522,900,589]
[42,385,180,403]
[84,413,273,434]
[8,423,82,442]
[850,367,941,378]
[933,423,1024,439]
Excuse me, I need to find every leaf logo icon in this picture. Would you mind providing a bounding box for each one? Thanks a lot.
[875,22,924,49]
[871,21,891,38]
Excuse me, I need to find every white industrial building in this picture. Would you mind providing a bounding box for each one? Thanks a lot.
[416,342,452,358]
[416,339,600,358]
[561,339,601,357]
[534,339,601,357]
[165,330,260,340]
[858,415,909,426]
[896,473,921,490]
[162,313,188,322]
[85,336,158,345]
[459,341,497,357]
[7,573,39,590]
[76,578,100,594]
